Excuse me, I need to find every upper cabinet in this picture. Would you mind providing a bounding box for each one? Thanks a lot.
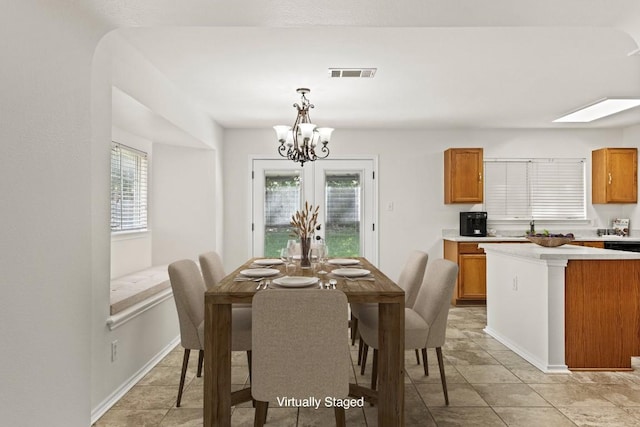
[592,148,637,204]
[444,148,483,204]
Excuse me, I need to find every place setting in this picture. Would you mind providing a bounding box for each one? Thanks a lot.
[328,267,375,281]
[249,258,284,268]
[234,267,282,282]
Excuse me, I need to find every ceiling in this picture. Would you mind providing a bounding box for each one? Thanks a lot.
[97,1,640,130]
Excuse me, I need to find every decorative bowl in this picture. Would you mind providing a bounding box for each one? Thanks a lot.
[526,236,574,247]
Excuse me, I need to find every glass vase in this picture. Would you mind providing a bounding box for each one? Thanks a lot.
[300,237,312,268]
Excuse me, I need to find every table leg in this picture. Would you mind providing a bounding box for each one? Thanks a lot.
[378,301,405,426]
[204,302,232,426]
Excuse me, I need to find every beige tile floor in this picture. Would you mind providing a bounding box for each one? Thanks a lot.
[94,306,640,426]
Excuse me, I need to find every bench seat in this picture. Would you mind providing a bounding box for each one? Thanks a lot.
[110,266,170,315]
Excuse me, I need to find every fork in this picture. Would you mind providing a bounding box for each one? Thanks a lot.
[256,280,264,290]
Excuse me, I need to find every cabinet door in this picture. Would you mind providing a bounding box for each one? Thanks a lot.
[458,254,486,299]
[607,149,637,203]
[593,148,637,204]
[445,148,483,203]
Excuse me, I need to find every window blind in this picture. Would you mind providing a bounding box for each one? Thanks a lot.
[484,159,585,220]
[111,143,148,232]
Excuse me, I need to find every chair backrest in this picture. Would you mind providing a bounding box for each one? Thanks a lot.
[251,289,350,403]
[199,251,226,288]
[397,250,429,308]
[168,259,206,350]
[412,259,458,348]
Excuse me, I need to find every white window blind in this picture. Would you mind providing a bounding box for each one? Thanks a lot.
[484,159,585,220]
[111,143,148,232]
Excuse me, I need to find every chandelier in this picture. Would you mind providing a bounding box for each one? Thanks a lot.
[273,88,334,166]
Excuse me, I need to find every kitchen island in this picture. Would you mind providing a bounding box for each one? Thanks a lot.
[479,243,640,373]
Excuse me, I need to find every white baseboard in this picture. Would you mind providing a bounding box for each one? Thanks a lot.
[90,336,180,424]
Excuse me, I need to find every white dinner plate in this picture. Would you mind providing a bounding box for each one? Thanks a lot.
[240,268,280,278]
[332,268,371,277]
[272,276,319,288]
[328,258,360,266]
[253,258,284,265]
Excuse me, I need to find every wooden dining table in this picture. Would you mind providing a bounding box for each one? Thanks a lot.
[203,257,405,426]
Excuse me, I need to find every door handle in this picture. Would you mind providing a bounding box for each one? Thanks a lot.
[479,173,482,182]
[608,172,612,185]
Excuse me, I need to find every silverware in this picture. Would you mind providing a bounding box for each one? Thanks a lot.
[330,279,337,289]
[318,281,324,289]
[264,280,271,289]
[256,280,264,290]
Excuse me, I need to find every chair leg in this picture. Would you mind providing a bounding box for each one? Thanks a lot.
[247,350,255,408]
[176,348,190,407]
[335,406,346,427]
[351,316,358,346]
[197,349,204,378]
[415,349,421,365]
[422,348,429,376]
[436,347,449,406]
[254,401,269,427]
[371,349,378,391]
[357,335,364,365]
[360,343,369,375]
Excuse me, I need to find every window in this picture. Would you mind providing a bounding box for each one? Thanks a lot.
[111,143,148,232]
[484,158,586,220]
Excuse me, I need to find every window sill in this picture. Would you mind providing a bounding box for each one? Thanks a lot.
[107,288,173,330]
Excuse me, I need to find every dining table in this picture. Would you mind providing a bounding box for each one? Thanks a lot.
[203,256,405,426]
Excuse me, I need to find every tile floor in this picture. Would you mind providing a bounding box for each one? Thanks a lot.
[94,306,640,426]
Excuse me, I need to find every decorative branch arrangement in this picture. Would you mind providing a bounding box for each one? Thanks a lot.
[290,202,321,239]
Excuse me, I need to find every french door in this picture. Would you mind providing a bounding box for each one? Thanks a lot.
[252,158,377,264]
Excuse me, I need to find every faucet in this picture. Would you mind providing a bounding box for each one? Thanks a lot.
[529,219,535,234]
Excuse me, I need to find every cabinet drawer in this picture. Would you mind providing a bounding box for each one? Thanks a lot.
[458,243,484,254]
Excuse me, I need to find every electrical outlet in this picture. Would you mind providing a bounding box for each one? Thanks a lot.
[387,201,394,211]
[111,340,118,362]
[512,276,518,291]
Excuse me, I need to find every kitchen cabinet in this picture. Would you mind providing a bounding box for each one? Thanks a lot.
[444,148,483,204]
[444,241,488,305]
[571,241,605,249]
[592,148,637,204]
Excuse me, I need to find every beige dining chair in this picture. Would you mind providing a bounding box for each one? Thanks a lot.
[198,251,226,287]
[168,259,252,407]
[353,250,428,370]
[199,251,251,308]
[251,289,350,426]
[357,259,458,405]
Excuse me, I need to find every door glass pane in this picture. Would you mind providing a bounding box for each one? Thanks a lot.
[264,171,301,257]
[324,172,361,257]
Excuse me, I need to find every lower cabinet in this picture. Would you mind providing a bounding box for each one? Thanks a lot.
[444,240,488,305]
[444,239,605,306]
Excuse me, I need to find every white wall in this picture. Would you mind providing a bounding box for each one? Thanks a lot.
[0,2,108,426]
[224,128,625,281]
[622,124,640,228]
[151,143,219,265]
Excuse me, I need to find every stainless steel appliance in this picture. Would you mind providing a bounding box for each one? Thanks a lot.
[603,241,640,252]
[460,211,487,237]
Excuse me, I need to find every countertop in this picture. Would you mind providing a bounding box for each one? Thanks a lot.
[478,242,640,260]
[443,235,640,242]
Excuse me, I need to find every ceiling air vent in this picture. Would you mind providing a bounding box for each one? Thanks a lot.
[328,68,377,78]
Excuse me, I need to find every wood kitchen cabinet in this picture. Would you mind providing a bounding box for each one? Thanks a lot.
[592,148,637,204]
[444,148,483,204]
[444,241,487,305]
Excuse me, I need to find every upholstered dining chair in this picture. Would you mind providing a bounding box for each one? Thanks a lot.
[251,289,350,426]
[198,251,226,288]
[199,251,251,308]
[353,250,428,370]
[168,259,252,407]
[357,259,458,405]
